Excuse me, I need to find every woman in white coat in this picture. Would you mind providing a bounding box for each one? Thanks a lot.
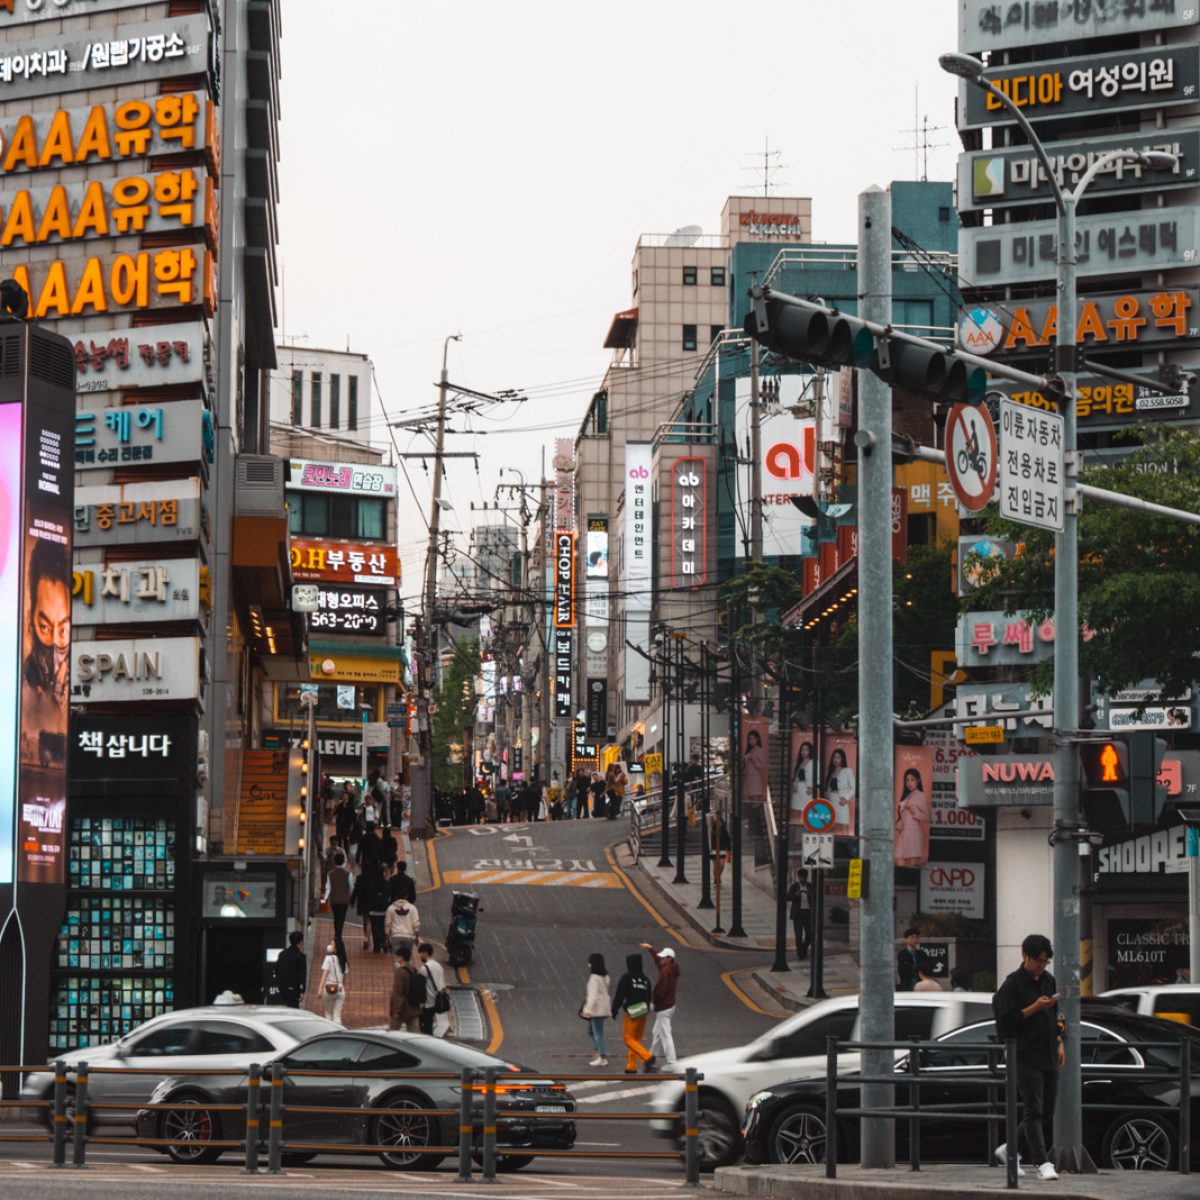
[580,952,611,1067]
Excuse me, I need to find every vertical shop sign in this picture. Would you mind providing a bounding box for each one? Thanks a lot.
[671,456,706,588]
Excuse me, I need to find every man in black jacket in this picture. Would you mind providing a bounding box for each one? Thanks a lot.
[992,933,1063,1180]
[274,931,307,1008]
[896,928,926,991]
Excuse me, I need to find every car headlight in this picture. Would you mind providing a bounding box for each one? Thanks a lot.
[745,1091,772,1111]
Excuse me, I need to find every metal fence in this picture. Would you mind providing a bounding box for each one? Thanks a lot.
[9,1059,705,1184]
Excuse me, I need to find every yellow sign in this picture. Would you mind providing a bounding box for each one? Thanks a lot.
[644,752,663,776]
[964,725,1005,745]
[847,858,865,899]
[309,654,402,685]
[600,744,621,771]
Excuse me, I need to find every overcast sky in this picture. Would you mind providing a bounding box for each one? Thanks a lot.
[276,1,961,600]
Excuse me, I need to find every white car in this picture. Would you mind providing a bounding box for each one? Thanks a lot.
[649,990,996,1168]
[1099,983,1200,1025]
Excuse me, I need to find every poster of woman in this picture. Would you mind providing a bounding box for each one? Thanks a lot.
[789,734,815,823]
[894,744,935,867]
[741,717,770,803]
[824,734,857,836]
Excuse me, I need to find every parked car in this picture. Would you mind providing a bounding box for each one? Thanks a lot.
[135,1029,576,1171]
[22,1005,339,1129]
[648,990,996,1168]
[741,1004,1200,1171]
[1100,984,1200,1025]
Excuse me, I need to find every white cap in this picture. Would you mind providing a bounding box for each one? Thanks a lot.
[658,947,676,959]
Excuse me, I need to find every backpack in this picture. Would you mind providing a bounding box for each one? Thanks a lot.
[407,966,427,1007]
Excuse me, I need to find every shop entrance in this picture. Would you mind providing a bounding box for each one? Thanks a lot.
[201,926,274,1005]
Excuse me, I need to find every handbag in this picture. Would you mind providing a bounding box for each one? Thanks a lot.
[325,960,343,995]
[435,988,451,1014]
[626,1001,648,1019]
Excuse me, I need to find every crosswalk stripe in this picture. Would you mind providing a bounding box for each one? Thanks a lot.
[443,869,622,889]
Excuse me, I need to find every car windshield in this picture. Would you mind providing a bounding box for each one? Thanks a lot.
[267,1018,340,1042]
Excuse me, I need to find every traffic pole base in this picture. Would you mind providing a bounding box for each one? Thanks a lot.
[1051,1144,1098,1174]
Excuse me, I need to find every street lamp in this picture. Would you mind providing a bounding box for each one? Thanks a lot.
[940,49,1179,1175]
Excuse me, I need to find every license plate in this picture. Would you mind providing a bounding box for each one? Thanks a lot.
[535,1104,567,1113]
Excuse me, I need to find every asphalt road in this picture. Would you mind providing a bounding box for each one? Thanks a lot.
[0,818,784,1193]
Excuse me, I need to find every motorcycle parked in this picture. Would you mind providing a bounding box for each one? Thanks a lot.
[446,890,481,966]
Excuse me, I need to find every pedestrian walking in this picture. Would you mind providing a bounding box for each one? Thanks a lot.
[357,823,384,871]
[610,952,654,1074]
[385,895,421,955]
[787,869,811,962]
[379,824,399,868]
[388,944,425,1032]
[322,851,353,962]
[639,943,680,1066]
[317,940,346,1024]
[386,859,416,904]
[589,770,606,818]
[580,953,611,1066]
[417,943,450,1036]
[352,862,387,952]
[274,931,307,1009]
[495,779,511,823]
[896,927,927,991]
[992,933,1064,1181]
[334,791,354,846]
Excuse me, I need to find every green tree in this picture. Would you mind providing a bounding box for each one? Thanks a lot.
[432,637,480,791]
[966,426,1200,699]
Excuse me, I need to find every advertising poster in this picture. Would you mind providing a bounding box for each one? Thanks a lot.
[17,382,74,884]
[789,731,815,823]
[741,716,770,803]
[824,733,857,836]
[1106,917,1190,989]
[0,403,20,884]
[894,744,936,869]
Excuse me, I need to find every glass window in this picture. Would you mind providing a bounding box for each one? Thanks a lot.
[195,1022,274,1056]
[277,683,379,724]
[894,1005,936,1043]
[682,266,697,286]
[329,375,341,428]
[682,324,697,352]
[348,376,359,430]
[296,493,329,536]
[329,495,355,538]
[711,267,726,287]
[283,1036,364,1073]
[357,1041,422,1071]
[771,1010,857,1059]
[129,1024,194,1057]
[290,371,303,425]
[1080,1024,1138,1067]
[267,1018,340,1043]
[922,1021,997,1069]
[357,498,385,540]
[311,372,322,427]
[710,324,723,345]
[939,206,953,222]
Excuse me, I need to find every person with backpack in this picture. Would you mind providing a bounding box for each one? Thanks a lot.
[388,944,425,1031]
[417,943,449,1036]
[385,895,421,955]
[610,952,655,1073]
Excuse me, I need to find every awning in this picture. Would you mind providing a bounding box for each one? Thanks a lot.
[604,307,638,350]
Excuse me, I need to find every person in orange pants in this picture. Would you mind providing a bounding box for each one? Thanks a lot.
[610,952,655,1073]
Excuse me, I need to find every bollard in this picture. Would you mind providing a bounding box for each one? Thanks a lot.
[1179,1040,1191,1175]
[480,1067,498,1183]
[908,1035,921,1172]
[1003,1040,1018,1190]
[683,1067,701,1187]
[985,1044,1000,1167]
[71,1062,88,1169]
[266,1062,285,1175]
[455,1067,474,1182]
[825,1037,838,1179]
[51,1060,67,1168]
[243,1062,262,1175]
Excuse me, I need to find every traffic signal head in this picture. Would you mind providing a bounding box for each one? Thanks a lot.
[1080,733,1167,831]
[744,289,875,370]
[875,339,988,407]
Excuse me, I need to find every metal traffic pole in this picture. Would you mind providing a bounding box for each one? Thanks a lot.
[698,641,714,909]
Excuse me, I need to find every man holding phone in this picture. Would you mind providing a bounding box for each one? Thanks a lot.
[992,933,1064,1181]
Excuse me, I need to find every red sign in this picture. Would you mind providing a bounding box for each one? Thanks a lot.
[945,404,997,513]
[289,538,398,586]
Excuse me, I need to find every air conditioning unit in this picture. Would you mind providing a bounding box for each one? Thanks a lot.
[235,453,285,517]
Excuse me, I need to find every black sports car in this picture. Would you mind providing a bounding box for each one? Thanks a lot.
[135,1030,575,1171]
[742,1005,1200,1171]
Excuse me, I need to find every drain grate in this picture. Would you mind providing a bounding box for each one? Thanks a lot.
[450,986,486,1041]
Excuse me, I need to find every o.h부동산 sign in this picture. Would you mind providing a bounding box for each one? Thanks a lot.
[959,1,1199,54]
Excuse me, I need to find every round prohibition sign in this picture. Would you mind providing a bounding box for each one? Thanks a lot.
[802,797,835,833]
[945,402,998,513]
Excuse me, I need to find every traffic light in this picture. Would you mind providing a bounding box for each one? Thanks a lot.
[1080,733,1167,831]
[744,288,875,369]
[873,338,988,407]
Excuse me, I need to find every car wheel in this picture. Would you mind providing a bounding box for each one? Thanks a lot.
[694,1093,742,1169]
[768,1104,828,1165]
[374,1093,445,1170]
[1102,1112,1176,1171]
[160,1097,223,1165]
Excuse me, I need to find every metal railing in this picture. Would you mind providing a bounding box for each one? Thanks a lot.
[13,1058,705,1184]
[822,1035,1193,1184]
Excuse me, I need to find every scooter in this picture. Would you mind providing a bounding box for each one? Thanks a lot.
[446,891,481,966]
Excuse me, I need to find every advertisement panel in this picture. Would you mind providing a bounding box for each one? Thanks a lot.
[956,682,1054,740]
[71,636,202,703]
[960,45,1200,130]
[554,531,574,628]
[584,516,608,676]
[290,538,399,587]
[920,862,985,919]
[74,477,205,546]
[955,610,1057,668]
[734,375,816,558]
[741,717,770,803]
[308,652,402,685]
[286,459,397,497]
[0,15,212,103]
[925,706,986,841]
[1106,917,1190,989]
[991,371,1200,429]
[0,403,20,883]
[790,731,857,834]
[624,446,652,703]
[961,129,1199,212]
[585,678,607,740]
[959,1,1199,53]
[308,586,386,637]
[72,557,203,625]
[16,370,75,884]
[671,456,706,588]
[70,712,190,782]
[75,399,211,470]
[894,744,935,868]
[959,204,1199,287]
[958,753,1057,809]
[60,321,210,393]
[553,628,573,718]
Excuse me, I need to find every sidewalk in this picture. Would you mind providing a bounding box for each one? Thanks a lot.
[630,834,861,1008]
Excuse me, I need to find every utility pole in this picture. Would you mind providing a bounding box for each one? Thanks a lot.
[748,339,764,712]
[410,333,460,839]
[857,185,896,1169]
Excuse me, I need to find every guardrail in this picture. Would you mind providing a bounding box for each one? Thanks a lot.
[14,1059,705,1184]
[822,1035,1193,1185]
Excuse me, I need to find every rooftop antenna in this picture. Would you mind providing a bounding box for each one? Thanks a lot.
[894,86,947,181]
[741,136,787,197]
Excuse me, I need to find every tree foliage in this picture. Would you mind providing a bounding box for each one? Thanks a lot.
[965,425,1200,698]
[432,636,480,791]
